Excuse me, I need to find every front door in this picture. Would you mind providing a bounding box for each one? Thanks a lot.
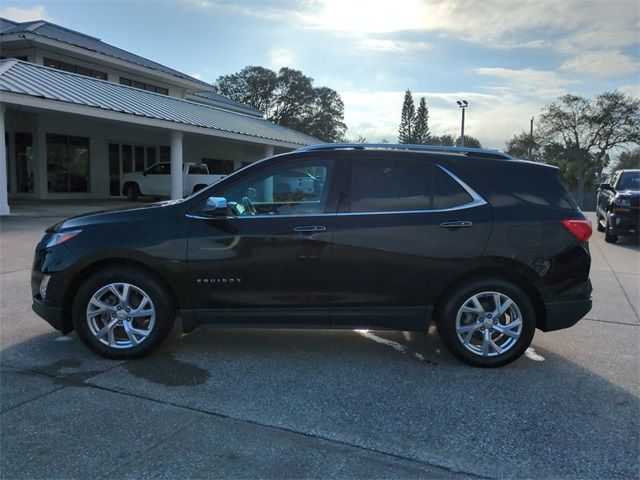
[186,157,340,326]
[144,162,171,195]
[331,155,493,330]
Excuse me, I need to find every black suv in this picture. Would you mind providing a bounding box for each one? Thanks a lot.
[596,169,640,243]
[32,144,593,367]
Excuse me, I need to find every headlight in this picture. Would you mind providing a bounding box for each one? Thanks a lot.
[614,195,631,208]
[45,229,82,248]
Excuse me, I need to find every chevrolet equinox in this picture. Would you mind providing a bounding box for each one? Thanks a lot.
[32,144,593,367]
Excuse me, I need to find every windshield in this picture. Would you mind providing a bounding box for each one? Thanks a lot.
[617,172,640,191]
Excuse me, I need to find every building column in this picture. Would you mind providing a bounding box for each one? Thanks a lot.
[0,104,9,215]
[170,130,183,200]
[263,144,274,202]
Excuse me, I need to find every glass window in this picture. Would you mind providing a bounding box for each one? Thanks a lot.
[617,171,640,190]
[348,158,433,212]
[120,78,132,87]
[146,147,156,168]
[122,145,133,173]
[156,87,169,95]
[159,146,170,163]
[134,145,145,171]
[431,166,473,210]
[46,134,89,193]
[15,132,34,193]
[220,160,333,216]
[189,164,209,174]
[348,159,473,213]
[109,143,120,196]
[203,158,234,175]
[147,163,171,175]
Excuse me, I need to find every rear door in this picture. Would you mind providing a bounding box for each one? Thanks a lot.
[331,155,493,330]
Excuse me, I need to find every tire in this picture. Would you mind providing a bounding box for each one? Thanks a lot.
[71,266,175,359]
[596,212,605,232]
[604,217,618,243]
[125,183,139,201]
[436,278,536,368]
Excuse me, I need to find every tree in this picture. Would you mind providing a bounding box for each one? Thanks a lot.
[455,135,482,148]
[430,134,456,146]
[505,131,540,160]
[398,90,416,143]
[413,97,430,144]
[214,66,276,113]
[537,91,640,205]
[214,66,347,142]
[610,148,640,171]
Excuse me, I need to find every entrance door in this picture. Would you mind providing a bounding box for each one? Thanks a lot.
[186,157,340,325]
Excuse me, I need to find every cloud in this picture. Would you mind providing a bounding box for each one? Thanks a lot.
[0,4,50,22]
[268,48,296,69]
[474,67,578,98]
[190,72,203,80]
[342,89,543,149]
[560,51,639,78]
[620,84,640,98]
[358,38,432,53]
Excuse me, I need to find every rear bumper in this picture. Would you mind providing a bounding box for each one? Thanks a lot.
[32,297,71,334]
[538,297,592,332]
[608,211,639,236]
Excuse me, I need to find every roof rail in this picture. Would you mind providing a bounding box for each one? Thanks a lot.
[296,143,515,160]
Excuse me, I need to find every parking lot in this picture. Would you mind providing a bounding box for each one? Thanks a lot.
[1,203,638,479]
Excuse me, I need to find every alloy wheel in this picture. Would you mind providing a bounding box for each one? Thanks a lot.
[455,291,523,357]
[86,282,156,349]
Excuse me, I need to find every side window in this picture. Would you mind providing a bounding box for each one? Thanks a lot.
[188,164,209,175]
[221,159,333,216]
[347,158,473,213]
[431,166,473,209]
[348,158,432,212]
[147,163,170,175]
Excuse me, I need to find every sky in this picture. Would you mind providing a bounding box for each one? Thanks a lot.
[1,0,639,148]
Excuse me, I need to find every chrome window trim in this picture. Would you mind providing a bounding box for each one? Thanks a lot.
[186,163,487,220]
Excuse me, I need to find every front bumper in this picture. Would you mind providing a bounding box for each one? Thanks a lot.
[538,297,592,332]
[32,297,71,333]
[608,210,640,236]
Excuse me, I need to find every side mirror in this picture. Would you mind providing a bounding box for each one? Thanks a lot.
[599,182,613,191]
[201,196,228,217]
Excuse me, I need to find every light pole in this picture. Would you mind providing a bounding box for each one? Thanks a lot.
[528,116,534,162]
[456,100,468,147]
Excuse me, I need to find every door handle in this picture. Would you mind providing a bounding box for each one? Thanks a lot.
[440,221,473,228]
[293,225,327,233]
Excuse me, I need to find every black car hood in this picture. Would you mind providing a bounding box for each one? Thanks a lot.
[48,200,185,232]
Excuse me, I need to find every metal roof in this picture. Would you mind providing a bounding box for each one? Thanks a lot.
[188,91,263,117]
[0,60,319,147]
[0,17,209,86]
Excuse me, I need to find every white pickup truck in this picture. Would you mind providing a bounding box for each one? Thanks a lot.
[121,162,226,200]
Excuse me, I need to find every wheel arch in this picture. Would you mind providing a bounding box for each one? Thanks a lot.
[121,181,139,196]
[432,260,548,330]
[61,257,179,332]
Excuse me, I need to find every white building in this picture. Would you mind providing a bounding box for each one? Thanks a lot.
[0,17,318,215]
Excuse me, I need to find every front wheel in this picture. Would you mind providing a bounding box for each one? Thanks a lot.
[125,183,139,201]
[437,278,536,367]
[72,266,175,359]
[604,217,618,243]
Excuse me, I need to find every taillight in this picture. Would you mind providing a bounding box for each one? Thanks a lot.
[562,219,592,243]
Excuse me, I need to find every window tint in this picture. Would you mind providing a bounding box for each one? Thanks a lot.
[188,164,209,175]
[431,166,473,209]
[221,160,333,216]
[147,163,170,175]
[617,172,640,190]
[348,158,472,213]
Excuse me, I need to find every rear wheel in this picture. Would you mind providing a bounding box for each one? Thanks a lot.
[125,183,140,201]
[604,217,618,243]
[437,278,536,367]
[72,266,175,359]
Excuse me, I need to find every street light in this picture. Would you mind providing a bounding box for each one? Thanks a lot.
[457,100,468,147]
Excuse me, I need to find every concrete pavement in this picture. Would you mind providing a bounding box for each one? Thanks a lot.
[1,207,638,479]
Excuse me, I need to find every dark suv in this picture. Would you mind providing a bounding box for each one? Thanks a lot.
[32,144,593,367]
[596,169,640,243]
